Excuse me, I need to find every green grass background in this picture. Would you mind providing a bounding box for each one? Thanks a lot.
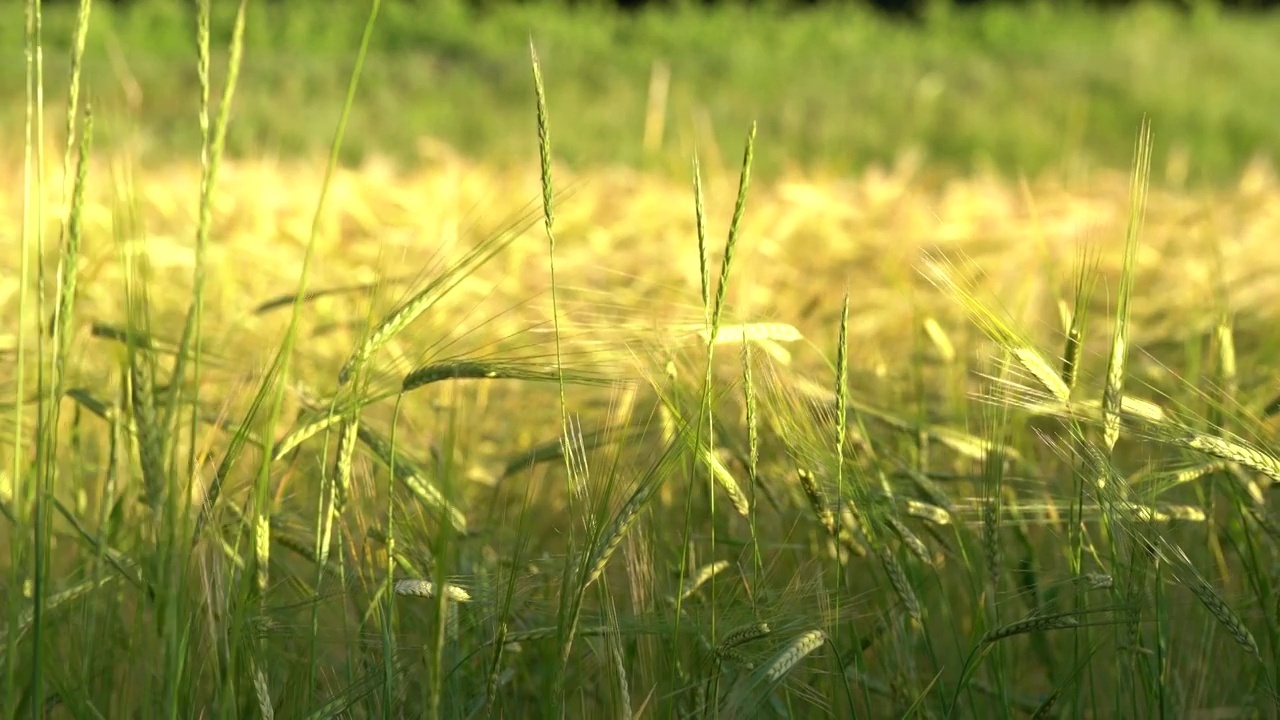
[4,0,1279,183]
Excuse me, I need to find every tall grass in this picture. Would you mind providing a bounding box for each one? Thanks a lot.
[3,1,1280,718]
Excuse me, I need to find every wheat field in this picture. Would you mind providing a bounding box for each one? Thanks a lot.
[4,2,1280,717]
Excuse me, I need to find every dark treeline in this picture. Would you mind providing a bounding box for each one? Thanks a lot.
[46,0,1280,18]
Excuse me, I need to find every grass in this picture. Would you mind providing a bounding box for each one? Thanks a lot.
[4,0,1280,717]
[3,0,1280,185]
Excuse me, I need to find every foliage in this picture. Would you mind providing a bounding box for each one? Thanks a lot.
[1,0,1278,183]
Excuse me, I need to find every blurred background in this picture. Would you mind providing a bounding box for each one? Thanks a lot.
[4,0,1278,186]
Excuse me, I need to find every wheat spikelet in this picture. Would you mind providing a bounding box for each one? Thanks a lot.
[1011,347,1071,404]
[333,416,357,513]
[1061,323,1085,396]
[1120,502,1206,524]
[983,497,1001,593]
[718,622,771,653]
[129,357,165,513]
[797,468,837,536]
[1154,460,1231,492]
[898,467,957,513]
[1174,570,1259,658]
[1216,317,1239,402]
[836,508,872,557]
[878,548,922,625]
[695,321,804,346]
[1156,504,1207,523]
[740,341,761,489]
[1102,120,1149,451]
[1101,333,1128,452]
[1176,433,1280,485]
[760,629,826,683]
[703,448,751,518]
[903,499,952,526]
[582,481,662,590]
[272,412,342,462]
[337,228,522,385]
[754,338,794,365]
[886,515,932,566]
[922,316,957,364]
[12,575,121,635]
[932,425,1023,464]
[250,655,275,720]
[394,578,474,603]
[717,647,756,670]
[983,612,1080,643]
[401,360,503,392]
[1118,396,1167,423]
[274,525,322,565]
[254,514,271,594]
[357,427,468,534]
[678,559,731,601]
[1016,395,1168,426]
[1078,573,1114,591]
[609,628,632,720]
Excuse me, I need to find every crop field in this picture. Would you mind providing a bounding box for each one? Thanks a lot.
[4,1,1280,719]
